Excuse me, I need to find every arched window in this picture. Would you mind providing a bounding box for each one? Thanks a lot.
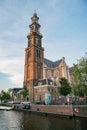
[47,70,52,79]
[54,70,58,80]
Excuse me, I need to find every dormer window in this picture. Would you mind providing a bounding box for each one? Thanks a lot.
[38,82,42,86]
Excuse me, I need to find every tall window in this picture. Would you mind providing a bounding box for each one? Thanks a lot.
[37,50,38,57]
[47,70,52,79]
[36,49,40,58]
[54,70,58,80]
[39,50,40,58]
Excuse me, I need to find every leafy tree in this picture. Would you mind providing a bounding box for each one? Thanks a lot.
[72,64,82,96]
[0,90,11,101]
[21,86,29,99]
[72,53,87,97]
[79,53,87,84]
[8,88,13,94]
[59,77,71,96]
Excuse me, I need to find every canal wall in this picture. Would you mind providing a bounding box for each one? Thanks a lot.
[30,105,73,117]
[6,103,87,118]
[73,105,87,117]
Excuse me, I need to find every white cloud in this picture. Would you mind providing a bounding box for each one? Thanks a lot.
[0,37,24,88]
[0,57,24,87]
[0,2,27,89]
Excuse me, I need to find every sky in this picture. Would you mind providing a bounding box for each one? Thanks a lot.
[0,0,87,91]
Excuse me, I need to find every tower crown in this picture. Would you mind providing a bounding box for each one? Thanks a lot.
[31,11,39,23]
[29,12,40,34]
[27,12,43,47]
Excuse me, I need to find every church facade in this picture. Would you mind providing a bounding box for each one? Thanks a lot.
[24,12,71,103]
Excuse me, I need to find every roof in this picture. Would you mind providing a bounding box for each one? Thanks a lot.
[34,78,57,86]
[44,58,62,68]
[12,88,22,94]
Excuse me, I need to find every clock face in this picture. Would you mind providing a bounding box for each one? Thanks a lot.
[31,26,34,32]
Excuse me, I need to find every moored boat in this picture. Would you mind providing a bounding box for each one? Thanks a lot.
[0,106,13,111]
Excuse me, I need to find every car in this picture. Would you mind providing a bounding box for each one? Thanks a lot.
[35,101,42,104]
[21,101,31,105]
[7,101,21,104]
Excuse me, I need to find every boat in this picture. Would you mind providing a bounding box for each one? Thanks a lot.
[0,106,13,111]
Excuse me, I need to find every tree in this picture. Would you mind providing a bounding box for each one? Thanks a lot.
[72,64,83,96]
[79,53,87,83]
[21,86,29,100]
[72,53,87,97]
[0,90,11,101]
[59,77,71,96]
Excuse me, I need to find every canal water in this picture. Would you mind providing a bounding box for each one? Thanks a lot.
[0,110,87,130]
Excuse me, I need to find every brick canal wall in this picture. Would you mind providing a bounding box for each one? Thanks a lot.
[30,105,73,116]
[10,104,73,117]
[73,105,87,117]
[6,103,87,117]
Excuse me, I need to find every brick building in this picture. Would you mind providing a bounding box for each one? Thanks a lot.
[23,12,71,103]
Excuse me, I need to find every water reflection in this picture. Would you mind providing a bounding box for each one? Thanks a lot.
[73,119,81,130]
[0,111,87,130]
[0,111,23,130]
[22,113,52,130]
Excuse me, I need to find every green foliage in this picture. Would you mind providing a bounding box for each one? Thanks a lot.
[21,86,29,98]
[59,78,71,96]
[72,53,87,96]
[0,90,11,100]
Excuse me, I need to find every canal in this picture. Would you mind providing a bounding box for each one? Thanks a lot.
[0,110,87,130]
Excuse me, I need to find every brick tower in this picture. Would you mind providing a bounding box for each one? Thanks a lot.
[24,12,44,102]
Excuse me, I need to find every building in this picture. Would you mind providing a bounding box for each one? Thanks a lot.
[12,88,22,101]
[43,57,71,85]
[23,12,71,103]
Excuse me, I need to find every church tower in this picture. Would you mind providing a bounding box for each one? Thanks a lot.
[24,12,44,102]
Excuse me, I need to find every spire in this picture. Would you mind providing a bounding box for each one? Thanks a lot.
[27,12,43,46]
[33,10,37,17]
[31,10,39,23]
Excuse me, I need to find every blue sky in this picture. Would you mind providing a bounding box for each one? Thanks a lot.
[0,0,87,91]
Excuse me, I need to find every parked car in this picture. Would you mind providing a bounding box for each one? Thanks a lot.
[7,101,21,104]
[35,101,42,104]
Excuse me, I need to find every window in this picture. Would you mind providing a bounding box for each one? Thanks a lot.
[37,50,38,57]
[36,49,40,58]
[38,82,42,86]
[39,50,40,58]
[47,70,52,78]
[54,70,58,80]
